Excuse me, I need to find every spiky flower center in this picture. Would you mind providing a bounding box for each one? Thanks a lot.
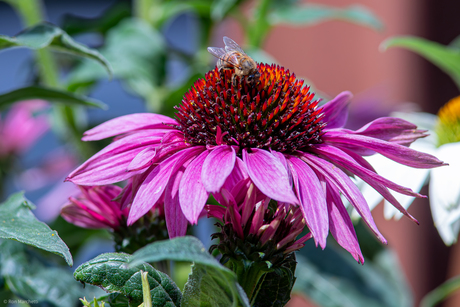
[209,200,306,266]
[174,64,325,154]
[436,95,460,146]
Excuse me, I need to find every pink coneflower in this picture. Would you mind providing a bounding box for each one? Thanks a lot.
[0,100,48,158]
[67,64,445,261]
[60,184,169,253]
[60,185,127,229]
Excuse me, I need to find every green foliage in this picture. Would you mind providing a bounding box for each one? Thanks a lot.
[211,0,242,21]
[0,86,106,111]
[0,22,112,76]
[129,236,249,307]
[252,253,297,307]
[130,236,220,267]
[270,4,383,30]
[246,48,278,65]
[0,240,89,306]
[294,242,413,307]
[182,264,249,307]
[74,252,182,306]
[61,2,132,36]
[381,36,460,90]
[0,192,73,266]
[49,216,112,260]
[420,275,460,307]
[106,293,131,306]
[66,18,166,111]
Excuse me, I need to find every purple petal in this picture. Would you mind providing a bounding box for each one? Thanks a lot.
[201,146,236,193]
[119,181,133,210]
[324,132,446,168]
[128,147,205,224]
[316,145,420,224]
[223,156,248,190]
[67,131,162,185]
[243,149,298,204]
[126,132,190,171]
[314,145,424,198]
[61,202,110,229]
[326,182,364,264]
[82,113,178,141]
[213,157,248,205]
[179,150,211,224]
[301,152,387,244]
[319,91,352,130]
[345,117,428,146]
[151,141,190,165]
[164,165,189,238]
[272,150,293,186]
[287,156,328,248]
[127,147,157,171]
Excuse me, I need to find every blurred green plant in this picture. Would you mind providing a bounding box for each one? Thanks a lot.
[0,0,420,306]
[381,35,460,91]
[420,275,460,307]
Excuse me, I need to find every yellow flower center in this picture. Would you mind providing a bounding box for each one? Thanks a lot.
[436,95,460,146]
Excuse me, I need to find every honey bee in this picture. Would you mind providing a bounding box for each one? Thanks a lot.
[207,36,260,87]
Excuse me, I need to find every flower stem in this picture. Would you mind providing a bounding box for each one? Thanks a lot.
[134,0,155,23]
[140,270,153,307]
[228,260,268,303]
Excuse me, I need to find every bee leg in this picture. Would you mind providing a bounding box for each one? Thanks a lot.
[231,74,238,87]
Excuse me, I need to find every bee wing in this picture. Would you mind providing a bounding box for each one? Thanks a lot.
[223,36,246,54]
[207,46,241,68]
[207,47,227,59]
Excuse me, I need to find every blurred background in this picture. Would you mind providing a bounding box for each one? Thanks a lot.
[1,0,460,306]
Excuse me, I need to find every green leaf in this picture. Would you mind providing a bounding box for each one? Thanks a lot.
[0,86,106,111]
[182,264,249,307]
[106,293,131,307]
[0,240,90,306]
[61,2,131,36]
[252,253,297,307]
[0,193,73,266]
[380,36,460,89]
[211,0,240,21]
[66,18,165,110]
[246,48,278,65]
[74,252,182,306]
[129,236,250,307]
[0,22,112,76]
[293,242,413,307]
[449,35,460,50]
[420,275,460,307]
[270,4,383,30]
[129,236,218,267]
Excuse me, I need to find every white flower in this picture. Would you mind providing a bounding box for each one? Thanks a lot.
[354,111,460,245]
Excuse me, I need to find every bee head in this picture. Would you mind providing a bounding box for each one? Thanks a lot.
[247,70,260,85]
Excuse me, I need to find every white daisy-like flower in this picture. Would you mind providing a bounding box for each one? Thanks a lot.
[354,96,460,245]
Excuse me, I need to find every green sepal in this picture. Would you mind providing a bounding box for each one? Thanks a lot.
[252,253,297,307]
